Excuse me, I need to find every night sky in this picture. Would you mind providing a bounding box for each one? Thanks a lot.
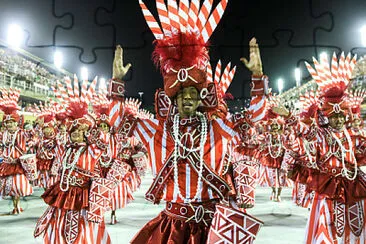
[0,0,365,106]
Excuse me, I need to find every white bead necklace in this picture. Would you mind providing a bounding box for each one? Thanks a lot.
[172,112,207,203]
[2,129,19,159]
[329,128,357,180]
[268,133,282,159]
[59,146,85,192]
[304,139,318,169]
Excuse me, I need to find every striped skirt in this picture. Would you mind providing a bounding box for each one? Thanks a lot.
[41,208,111,244]
[0,173,33,197]
[305,193,366,244]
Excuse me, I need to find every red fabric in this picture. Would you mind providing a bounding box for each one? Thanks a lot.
[131,210,211,244]
[290,164,310,184]
[260,156,283,169]
[0,162,24,176]
[42,181,90,211]
[307,169,366,204]
[36,159,53,171]
[163,67,207,98]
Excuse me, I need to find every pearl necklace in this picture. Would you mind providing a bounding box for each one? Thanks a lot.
[268,133,282,159]
[59,146,85,191]
[172,112,207,203]
[304,139,318,169]
[328,128,357,180]
[2,130,18,159]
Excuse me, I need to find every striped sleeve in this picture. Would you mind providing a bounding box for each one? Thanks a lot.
[133,118,160,148]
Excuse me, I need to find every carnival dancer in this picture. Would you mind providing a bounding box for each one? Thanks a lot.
[34,76,116,244]
[93,93,136,226]
[29,102,60,190]
[0,88,33,214]
[110,1,263,243]
[284,90,318,208]
[275,52,366,243]
[253,95,290,202]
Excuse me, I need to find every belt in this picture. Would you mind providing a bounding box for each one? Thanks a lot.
[164,201,217,226]
[319,167,344,176]
[61,175,89,187]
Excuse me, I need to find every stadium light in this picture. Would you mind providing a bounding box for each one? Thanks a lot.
[7,24,23,48]
[278,78,284,94]
[361,25,366,46]
[320,52,328,63]
[81,67,88,81]
[99,77,106,92]
[295,68,301,87]
[54,51,63,69]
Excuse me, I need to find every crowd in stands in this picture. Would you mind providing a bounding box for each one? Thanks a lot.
[0,48,62,88]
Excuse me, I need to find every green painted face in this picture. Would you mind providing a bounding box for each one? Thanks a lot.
[43,127,55,139]
[98,122,110,133]
[4,120,17,132]
[70,128,85,143]
[328,112,345,130]
[176,86,201,118]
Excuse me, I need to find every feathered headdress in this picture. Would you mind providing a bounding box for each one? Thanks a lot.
[53,75,98,132]
[139,0,228,97]
[264,95,285,127]
[92,88,112,126]
[0,88,21,122]
[206,60,236,119]
[347,88,365,120]
[299,90,319,125]
[28,101,57,127]
[305,52,357,117]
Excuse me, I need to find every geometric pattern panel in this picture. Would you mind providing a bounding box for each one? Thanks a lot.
[233,161,258,206]
[87,177,115,223]
[207,204,263,244]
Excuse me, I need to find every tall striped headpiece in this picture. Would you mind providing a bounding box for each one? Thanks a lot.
[0,88,21,122]
[305,52,357,116]
[28,101,57,127]
[206,60,236,119]
[347,88,365,120]
[53,75,98,131]
[139,0,228,97]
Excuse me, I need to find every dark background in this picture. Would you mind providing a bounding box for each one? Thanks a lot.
[0,0,365,107]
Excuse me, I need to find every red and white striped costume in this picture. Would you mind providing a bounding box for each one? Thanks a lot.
[286,52,366,243]
[0,129,33,197]
[34,75,113,244]
[256,133,291,188]
[33,137,59,189]
[99,133,134,211]
[231,124,259,207]
[300,127,366,243]
[134,117,236,203]
[35,143,111,244]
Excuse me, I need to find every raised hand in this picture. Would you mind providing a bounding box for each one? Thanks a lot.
[272,106,290,117]
[240,38,263,76]
[112,45,132,80]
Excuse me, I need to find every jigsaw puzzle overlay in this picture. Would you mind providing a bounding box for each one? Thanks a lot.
[0,0,365,108]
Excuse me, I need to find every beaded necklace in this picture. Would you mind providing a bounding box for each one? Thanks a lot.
[59,146,86,191]
[172,112,207,203]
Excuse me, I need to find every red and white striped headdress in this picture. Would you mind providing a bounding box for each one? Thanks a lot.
[92,88,112,126]
[28,101,57,127]
[53,75,98,131]
[264,95,285,126]
[305,52,357,116]
[139,0,228,97]
[0,88,21,122]
[299,90,319,124]
[347,88,365,120]
[206,60,236,119]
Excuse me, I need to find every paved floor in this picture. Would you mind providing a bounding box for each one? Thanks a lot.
[0,173,310,244]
